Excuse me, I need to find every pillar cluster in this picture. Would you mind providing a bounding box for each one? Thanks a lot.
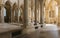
[0,0,58,28]
[23,0,44,29]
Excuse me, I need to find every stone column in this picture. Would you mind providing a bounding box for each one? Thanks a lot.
[23,0,29,28]
[11,8,15,23]
[17,0,20,23]
[31,0,34,23]
[15,8,18,23]
[11,6,13,23]
[34,0,38,25]
[0,6,1,23]
[22,0,30,34]
[1,5,4,23]
[38,2,40,23]
[39,0,44,26]
[0,5,4,23]
[37,1,40,23]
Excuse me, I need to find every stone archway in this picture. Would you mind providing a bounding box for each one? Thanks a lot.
[4,0,11,23]
[12,3,18,23]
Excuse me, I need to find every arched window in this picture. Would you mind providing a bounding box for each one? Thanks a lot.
[4,8,6,16]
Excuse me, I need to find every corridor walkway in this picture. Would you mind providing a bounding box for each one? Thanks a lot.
[20,24,59,38]
[0,23,60,38]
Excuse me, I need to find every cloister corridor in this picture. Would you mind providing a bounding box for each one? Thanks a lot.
[0,0,60,38]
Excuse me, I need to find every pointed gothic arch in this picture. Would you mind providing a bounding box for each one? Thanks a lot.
[12,3,18,23]
[4,0,11,23]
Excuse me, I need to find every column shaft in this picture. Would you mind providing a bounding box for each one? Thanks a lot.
[37,1,40,23]
[23,0,29,28]
[11,10,14,23]
[34,0,38,25]
[40,0,44,24]
[15,9,18,23]
[0,6,4,23]
[17,0,20,23]
[0,6,1,23]
[1,6,4,23]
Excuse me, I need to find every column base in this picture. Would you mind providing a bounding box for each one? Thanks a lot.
[22,25,35,34]
[40,25,43,28]
[35,26,38,29]
[34,23,37,25]
[39,23,41,24]
[22,28,35,34]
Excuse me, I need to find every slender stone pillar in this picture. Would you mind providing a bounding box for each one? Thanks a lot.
[39,0,44,27]
[10,4,13,23]
[1,6,4,23]
[0,6,1,23]
[23,0,29,28]
[31,0,33,23]
[34,0,38,25]
[38,2,40,23]
[37,1,40,23]
[0,5,4,23]
[15,8,18,23]
[11,8,15,23]
[23,0,36,34]
[17,0,20,23]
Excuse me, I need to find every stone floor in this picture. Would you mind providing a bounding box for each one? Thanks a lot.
[0,23,21,33]
[0,23,60,38]
[20,30,60,38]
[20,24,60,38]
